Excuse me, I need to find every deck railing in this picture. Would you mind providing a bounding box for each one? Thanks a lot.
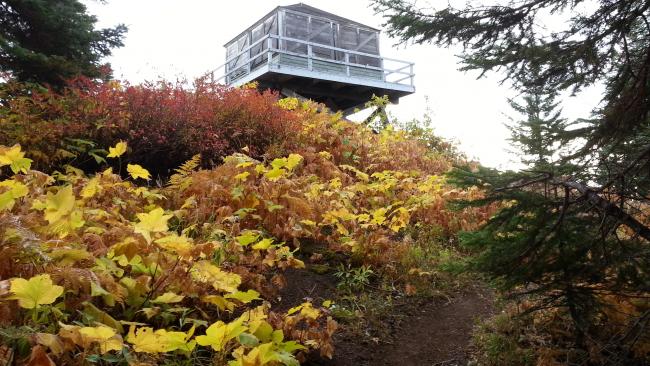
[210,34,414,87]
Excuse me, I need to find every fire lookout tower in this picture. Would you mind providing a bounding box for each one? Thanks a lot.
[214,3,415,114]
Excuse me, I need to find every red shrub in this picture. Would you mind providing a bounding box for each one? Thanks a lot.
[0,77,301,174]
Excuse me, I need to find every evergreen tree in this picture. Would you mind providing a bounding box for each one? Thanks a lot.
[373,0,650,360]
[0,0,127,87]
[506,89,565,168]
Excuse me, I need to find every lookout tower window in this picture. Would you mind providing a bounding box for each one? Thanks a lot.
[284,12,309,54]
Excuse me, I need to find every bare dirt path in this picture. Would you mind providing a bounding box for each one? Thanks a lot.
[307,287,495,366]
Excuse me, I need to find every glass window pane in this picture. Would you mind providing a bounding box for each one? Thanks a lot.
[284,12,308,54]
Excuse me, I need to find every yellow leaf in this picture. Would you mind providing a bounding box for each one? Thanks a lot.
[127,325,196,353]
[152,292,185,304]
[0,144,32,174]
[78,325,123,354]
[9,274,63,309]
[155,234,194,256]
[318,151,333,160]
[191,261,241,293]
[389,207,410,232]
[235,342,279,365]
[196,318,247,351]
[48,248,91,266]
[107,141,127,158]
[202,295,236,312]
[236,161,254,168]
[59,323,124,354]
[35,333,65,356]
[134,207,172,243]
[234,171,250,181]
[0,179,29,211]
[255,164,266,174]
[264,167,284,181]
[225,289,261,304]
[299,219,316,227]
[235,231,259,246]
[81,177,101,198]
[270,158,287,169]
[127,164,151,180]
[285,154,303,170]
[252,238,274,250]
[371,207,388,225]
[287,302,320,319]
[43,185,75,224]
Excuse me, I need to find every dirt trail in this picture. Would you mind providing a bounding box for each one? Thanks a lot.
[308,288,494,366]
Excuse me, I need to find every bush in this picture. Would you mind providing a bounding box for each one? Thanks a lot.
[0,78,301,175]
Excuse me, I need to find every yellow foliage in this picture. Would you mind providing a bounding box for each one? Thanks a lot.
[191,261,242,293]
[196,318,247,351]
[106,141,127,158]
[127,164,151,180]
[127,325,196,353]
[134,207,172,243]
[9,274,64,309]
[0,144,32,173]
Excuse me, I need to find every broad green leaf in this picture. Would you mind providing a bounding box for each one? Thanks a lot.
[238,332,260,347]
[235,231,259,246]
[9,274,63,309]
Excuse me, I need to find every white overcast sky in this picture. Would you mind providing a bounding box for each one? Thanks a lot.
[82,0,603,169]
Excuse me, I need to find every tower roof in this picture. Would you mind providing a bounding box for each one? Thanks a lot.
[224,3,380,46]
[282,3,379,31]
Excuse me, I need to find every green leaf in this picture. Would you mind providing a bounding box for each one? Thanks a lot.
[235,231,259,246]
[238,332,260,347]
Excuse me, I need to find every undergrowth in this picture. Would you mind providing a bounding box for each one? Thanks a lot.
[0,82,488,365]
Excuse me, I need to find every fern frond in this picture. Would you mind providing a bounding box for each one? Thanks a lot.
[169,154,201,190]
